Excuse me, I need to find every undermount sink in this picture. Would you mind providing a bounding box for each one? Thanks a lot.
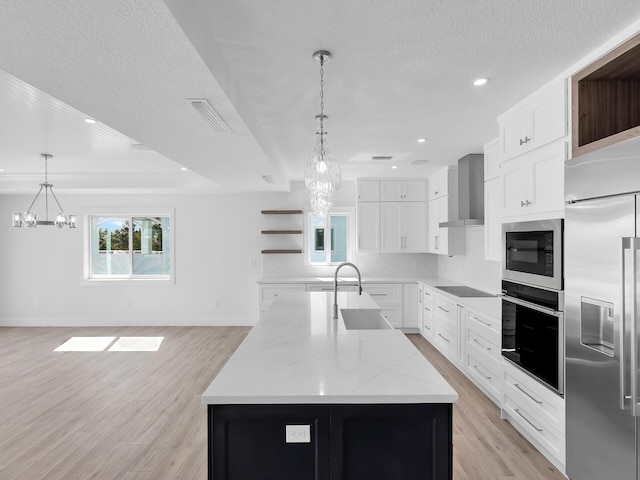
[340,309,393,330]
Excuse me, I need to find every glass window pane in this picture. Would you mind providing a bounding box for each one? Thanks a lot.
[132,217,171,276]
[329,215,348,263]
[90,217,131,276]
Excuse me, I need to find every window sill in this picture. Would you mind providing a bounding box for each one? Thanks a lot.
[81,277,174,286]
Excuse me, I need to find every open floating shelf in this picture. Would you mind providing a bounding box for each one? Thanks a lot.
[261,249,303,254]
[261,210,303,215]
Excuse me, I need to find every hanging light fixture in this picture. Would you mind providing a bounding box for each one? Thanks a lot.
[304,50,341,216]
[12,153,77,229]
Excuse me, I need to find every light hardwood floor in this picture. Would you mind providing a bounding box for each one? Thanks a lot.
[0,327,565,479]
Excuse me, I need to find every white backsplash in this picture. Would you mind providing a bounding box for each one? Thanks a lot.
[263,251,438,279]
[437,226,501,293]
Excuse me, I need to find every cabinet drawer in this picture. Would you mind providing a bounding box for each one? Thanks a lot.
[307,284,356,292]
[503,365,565,434]
[362,284,402,305]
[422,310,433,337]
[466,309,501,338]
[503,390,565,465]
[423,287,434,304]
[260,284,306,303]
[434,295,457,326]
[466,321,501,362]
[466,344,502,403]
[434,320,457,359]
[380,308,401,328]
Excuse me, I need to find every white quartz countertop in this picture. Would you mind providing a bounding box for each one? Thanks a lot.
[202,292,458,405]
[258,275,502,319]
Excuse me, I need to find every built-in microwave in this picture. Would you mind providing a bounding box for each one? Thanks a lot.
[502,219,563,291]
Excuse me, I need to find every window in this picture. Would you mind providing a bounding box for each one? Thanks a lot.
[87,215,172,280]
[308,212,350,265]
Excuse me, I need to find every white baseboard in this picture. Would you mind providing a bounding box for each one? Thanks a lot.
[0,316,257,327]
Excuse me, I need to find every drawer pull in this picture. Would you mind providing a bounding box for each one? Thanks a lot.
[514,383,543,404]
[369,293,388,297]
[473,338,492,351]
[438,306,450,313]
[438,333,450,342]
[473,364,492,380]
[514,408,543,432]
[472,315,493,328]
[424,306,431,312]
[424,325,431,330]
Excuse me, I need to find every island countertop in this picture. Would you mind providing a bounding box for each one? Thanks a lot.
[202,291,458,405]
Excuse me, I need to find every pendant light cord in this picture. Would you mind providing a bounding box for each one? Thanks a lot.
[319,54,325,151]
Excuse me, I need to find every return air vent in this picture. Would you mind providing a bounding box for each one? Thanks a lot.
[187,98,232,133]
[371,155,393,162]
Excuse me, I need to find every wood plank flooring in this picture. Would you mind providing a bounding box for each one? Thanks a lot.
[0,327,565,479]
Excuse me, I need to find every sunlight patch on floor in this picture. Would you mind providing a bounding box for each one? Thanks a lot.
[108,336,164,351]
[54,336,116,352]
[54,336,164,352]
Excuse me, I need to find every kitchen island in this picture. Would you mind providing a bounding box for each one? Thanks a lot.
[202,291,458,480]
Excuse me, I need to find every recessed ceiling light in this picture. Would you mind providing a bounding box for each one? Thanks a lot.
[181,167,188,171]
[473,78,489,86]
[0,169,5,172]
[417,138,427,143]
[391,165,398,169]
[84,118,96,124]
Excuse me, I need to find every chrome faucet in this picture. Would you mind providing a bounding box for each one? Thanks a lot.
[333,262,363,318]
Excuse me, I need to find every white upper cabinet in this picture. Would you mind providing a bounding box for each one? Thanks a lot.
[428,168,454,200]
[484,138,501,181]
[380,202,426,252]
[357,201,380,252]
[501,139,566,219]
[357,179,380,201]
[380,180,426,201]
[357,179,427,253]
[499,80,566,162]
[484,177,501,262]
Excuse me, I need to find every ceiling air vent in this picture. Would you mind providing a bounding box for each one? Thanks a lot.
[371,155,393,162]
[188,98,232,133]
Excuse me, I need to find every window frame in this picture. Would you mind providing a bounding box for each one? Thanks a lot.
[82,209,175,285]
[306,210,352,266]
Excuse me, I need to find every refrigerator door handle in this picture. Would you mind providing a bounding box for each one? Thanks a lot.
[621,237,639,414]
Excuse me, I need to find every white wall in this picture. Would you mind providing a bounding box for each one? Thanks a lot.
[1,191,288,326]
[1,181,499,327]
[437,226,501,293]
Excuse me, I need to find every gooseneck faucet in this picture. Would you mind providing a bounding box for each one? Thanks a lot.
[333,262,363,319]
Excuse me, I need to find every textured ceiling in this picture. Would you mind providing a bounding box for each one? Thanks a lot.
[1,0,640,194]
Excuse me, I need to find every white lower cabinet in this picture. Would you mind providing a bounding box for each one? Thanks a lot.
[502,362,565,469]
[431,294,464,365]
[259,283,307,319]
[465,308,503,405]
[403,283,419,329]
[420,285,434,340]
[361,283,403,328]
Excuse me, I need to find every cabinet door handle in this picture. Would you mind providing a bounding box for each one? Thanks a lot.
[435,236,439,250]
[424,306,431,312]
[434,190,439,195]
[473,338,492,351]
[369,293,388,297]
[424,324,431,330]
[438,333,450,342]
[519,138,525,146]
[524,136,531,144]
[520,200,526,207]
[438,306,450,313]
[473,364,492,380]
[514,383,543,404]
[514,408,543,432]
[525,200,532,206]
[471,315,493,328]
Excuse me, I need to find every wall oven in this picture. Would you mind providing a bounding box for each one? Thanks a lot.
[503,219,563,290]
[501,280,564,395]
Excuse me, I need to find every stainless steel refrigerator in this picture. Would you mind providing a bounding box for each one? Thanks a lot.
[565,149,640,479]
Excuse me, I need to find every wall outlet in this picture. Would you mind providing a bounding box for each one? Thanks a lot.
[285,424,311,443]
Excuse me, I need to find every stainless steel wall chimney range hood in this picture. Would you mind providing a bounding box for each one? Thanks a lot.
[439,153,484,227]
